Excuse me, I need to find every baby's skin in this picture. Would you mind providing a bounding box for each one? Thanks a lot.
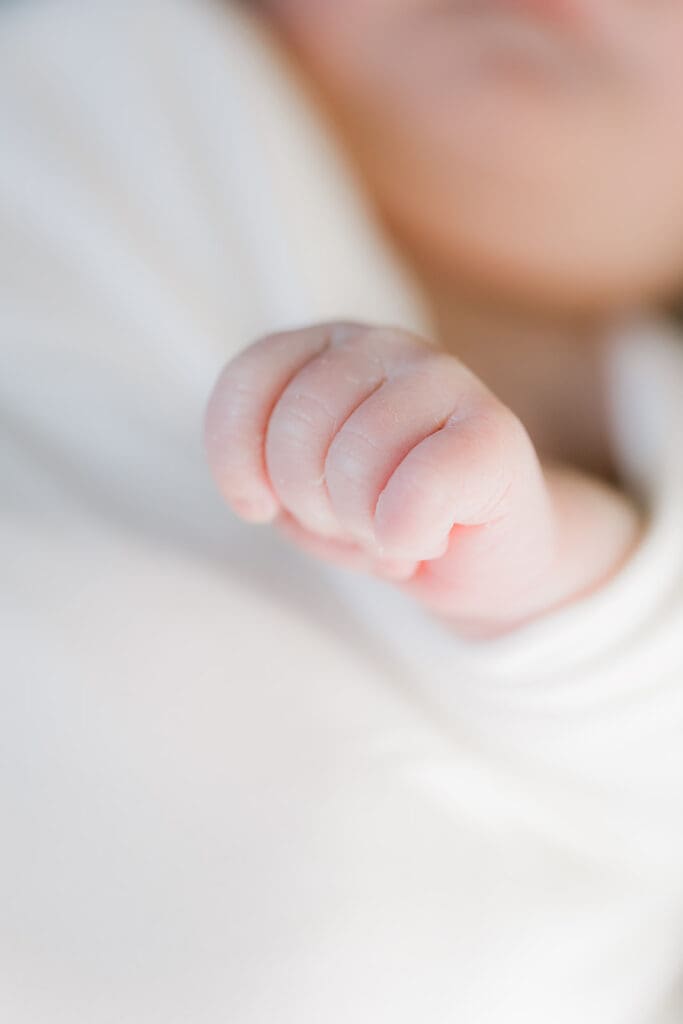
[205,322,639,636]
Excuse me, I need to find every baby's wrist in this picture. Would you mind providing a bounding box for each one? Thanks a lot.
[539,463,643,618]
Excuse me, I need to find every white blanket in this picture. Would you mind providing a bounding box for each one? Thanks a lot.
[1,1,682,1021]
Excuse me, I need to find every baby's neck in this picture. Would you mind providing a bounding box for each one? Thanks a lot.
[424,280,620,481]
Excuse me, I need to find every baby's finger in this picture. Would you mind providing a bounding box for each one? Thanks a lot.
[204,324,348,521]
[264,326,421,536]
[323,352,484,549]
[374,401,543,560]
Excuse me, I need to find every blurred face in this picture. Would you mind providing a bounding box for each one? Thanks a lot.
[263,0,683,312]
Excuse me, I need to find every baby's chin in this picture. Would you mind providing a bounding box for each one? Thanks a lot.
[373,124,683,317]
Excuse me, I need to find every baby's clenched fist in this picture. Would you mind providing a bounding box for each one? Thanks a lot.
[205,323,639,635]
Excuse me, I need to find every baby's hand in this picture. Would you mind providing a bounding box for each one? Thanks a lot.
[205,323,640,635]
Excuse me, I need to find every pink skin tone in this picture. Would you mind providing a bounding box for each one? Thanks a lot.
[205,323,639,637]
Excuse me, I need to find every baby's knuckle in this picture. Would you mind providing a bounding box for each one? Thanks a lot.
[325,429,377,485]
[467,401,531,513]
[471,395,525,449]
[340,324,427,359]
[271,390,335,445]
[215,355,266,408]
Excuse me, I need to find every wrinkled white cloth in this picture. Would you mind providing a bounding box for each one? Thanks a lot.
[1,2,682,1022]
